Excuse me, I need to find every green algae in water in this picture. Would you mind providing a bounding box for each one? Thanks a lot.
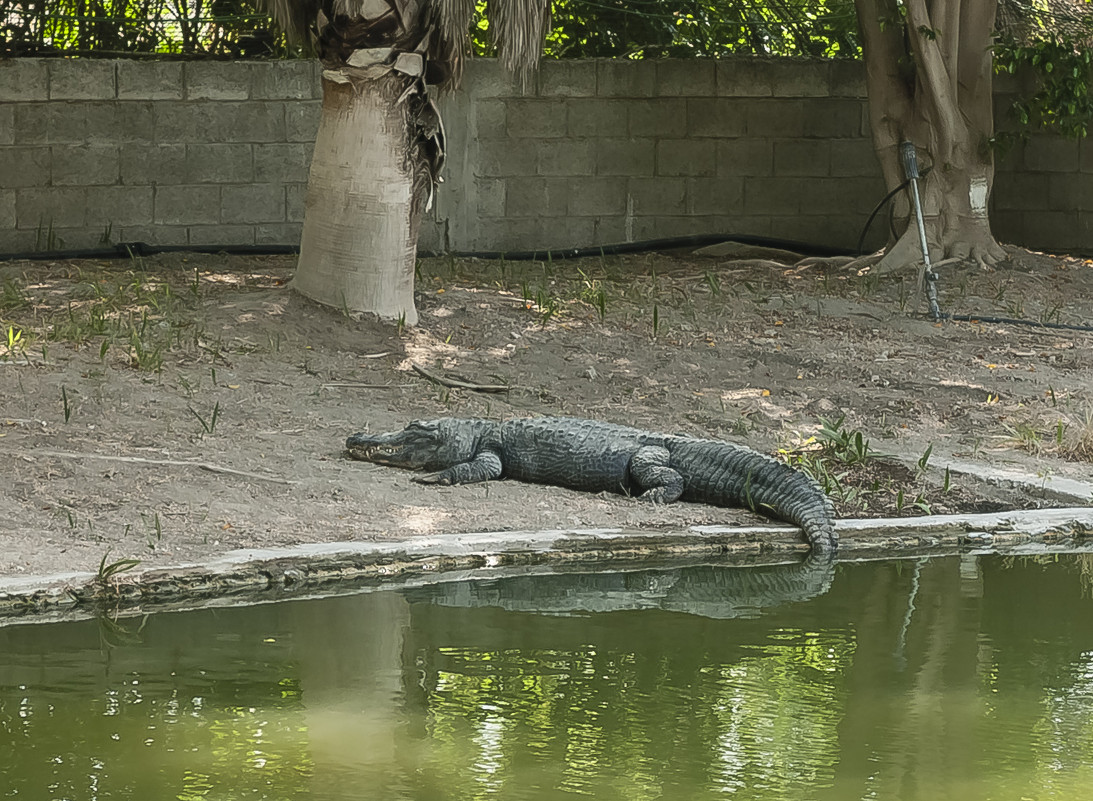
[3,554,1093,799]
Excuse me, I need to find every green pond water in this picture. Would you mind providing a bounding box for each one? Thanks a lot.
[3,552,1093,800]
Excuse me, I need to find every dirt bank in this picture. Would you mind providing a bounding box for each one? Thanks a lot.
[1,243,1091,580]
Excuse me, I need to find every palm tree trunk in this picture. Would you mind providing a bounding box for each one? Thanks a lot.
[293,69,425,325]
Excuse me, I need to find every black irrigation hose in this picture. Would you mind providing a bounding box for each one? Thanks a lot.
[3,229,1091,334]
[940,313,1093,334]
[0,234,856,264]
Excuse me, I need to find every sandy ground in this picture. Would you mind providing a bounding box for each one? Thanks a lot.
[1,243,1091,579]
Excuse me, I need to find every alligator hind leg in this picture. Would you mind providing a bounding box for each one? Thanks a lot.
[414,450,503,486]
[629,446,684,504]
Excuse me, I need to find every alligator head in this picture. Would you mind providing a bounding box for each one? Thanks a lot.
[346,419,480,472]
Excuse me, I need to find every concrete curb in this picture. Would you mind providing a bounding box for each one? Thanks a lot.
[1,507,1090,624]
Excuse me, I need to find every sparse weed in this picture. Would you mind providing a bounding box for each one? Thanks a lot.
[188,401,221,436]
[97,551,141,584]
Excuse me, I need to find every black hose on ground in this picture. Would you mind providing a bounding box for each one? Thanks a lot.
[0,233,855,264]
[3,230,1091,334]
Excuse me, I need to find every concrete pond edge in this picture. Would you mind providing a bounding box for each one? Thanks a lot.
[2,506,1092,625]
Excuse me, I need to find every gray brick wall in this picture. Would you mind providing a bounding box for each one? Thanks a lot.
[429,58,885,253]
[0,58,1089,256]
[0,59,319,252]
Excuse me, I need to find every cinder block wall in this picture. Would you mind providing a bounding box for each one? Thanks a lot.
[428,58,884,253]
[0,59,319,252]
[1,57,1089,256]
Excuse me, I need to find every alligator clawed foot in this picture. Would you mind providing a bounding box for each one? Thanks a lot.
[413,473,450,485]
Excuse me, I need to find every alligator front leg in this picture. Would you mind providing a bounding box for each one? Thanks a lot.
[629,446,684,503]
[414,450,503,486]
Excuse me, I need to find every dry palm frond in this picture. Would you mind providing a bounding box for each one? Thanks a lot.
[487,0,551,84]
[258,0,320,43]
[431,0,476,89]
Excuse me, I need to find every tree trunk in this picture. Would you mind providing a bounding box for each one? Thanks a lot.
[856,0,1006,272]
[293,68,428,325]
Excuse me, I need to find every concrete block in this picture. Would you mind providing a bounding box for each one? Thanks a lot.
[252,61,318,100]
[155,101,284,144]
[0,229,40,253]
[566,98,627,137]
[767,214,848,247]
[475,178,506,218]
[154,185,222,225]
[188,225,256,246]
[993,172,1052,211]
[117,62,183,100]
[286,184,308,222]
[595,138,655,176]
[769,61,830,97]
[473,99,507,136]
[256,223,303,245]
[538,140,596,176]
[828,61,867,98]
[597,60,656,98]
[656,139,715,177]
[687,98,748,138]
[222,184,286,223]
[1047,173,1086,211]
[0,105,11,146]
[687,177,744,215]
[2,147,50,188]
[656,60,715,97]
[626,177,687,215]
[16,187,87,228]
[285,100,322,142]
[222,102,287,143]
[478,138,539,177]
[186,62,252,100]
[587,215,628,244]
[829,139,880,177]
[254,142,312,183]
[1020,136,1078,172]
[717,139,773,177]
[718,214,773,238]
[629,214,712,241]
[462,59,524,99]
[0,189,14,228]
[773,140,830,177]
[566,177,627,216]
[743,176,805,215]
[1008,210,1081,250]
[747,100,805,137]
[86,185,155,227]
[85,102,157,143]
[506,99,567,137]
[0,60,49,102]
[716,60,773,98]
[50,60,116,100]
[539,60,597,98]
[628,99,687,137]
[504,176,568,217]
[121,144,187,186]
[154,102,220,143]
[14,103,84,145]
[51,144,120,186]
[186,144,255,184]
[804,98,867,138]
[118,225,189,246]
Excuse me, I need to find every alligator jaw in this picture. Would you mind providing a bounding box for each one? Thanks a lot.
[345,421,445,469]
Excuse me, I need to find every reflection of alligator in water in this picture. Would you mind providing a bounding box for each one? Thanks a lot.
[346,416,837,552]
[402,555,836,619]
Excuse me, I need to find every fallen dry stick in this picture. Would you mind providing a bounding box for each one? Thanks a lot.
[411,362,510,393]
[23,450,300,485]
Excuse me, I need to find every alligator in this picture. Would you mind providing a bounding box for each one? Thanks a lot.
[345,416,837,552]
